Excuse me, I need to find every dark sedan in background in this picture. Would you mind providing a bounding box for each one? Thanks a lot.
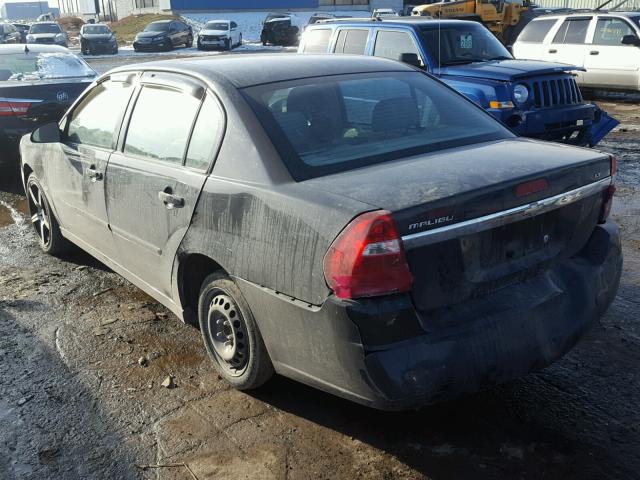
[19,55,621,410]
[0,45,95,178]
[80,23,118,55]
[133,19,193,52]
[1,23,22,44]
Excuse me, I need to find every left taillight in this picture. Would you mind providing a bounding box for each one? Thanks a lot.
[323,210,413,300]
[0,99,32,117]
[598,154,617,224]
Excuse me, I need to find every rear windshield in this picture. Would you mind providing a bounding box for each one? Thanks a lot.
[421,23,512,66]
[83,25,111,34]
[29,23,61,34]
[145,22,169,32]
[243,72,512,180]
[0,52,96,81]
[205,22,229,30]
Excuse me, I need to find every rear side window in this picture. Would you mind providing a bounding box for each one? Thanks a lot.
[66,80,133,149]
[593,17,635,45]
[243,72,512,180]
[334,29,369,54]
[124,86,200,164]
[185,94,225,170]
[553,18,591,44]
[303,29,332,53]
[374,30,420,61]
[518,19,558,43]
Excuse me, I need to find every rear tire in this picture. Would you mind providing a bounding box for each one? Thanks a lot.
[198,273,274,390]
[26,174,71,256]
[185,35,193,48]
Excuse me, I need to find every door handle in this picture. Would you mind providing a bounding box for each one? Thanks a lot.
[158,190,184,209]
[548,49,557,53]
[590,50,599,55]
[87,165,103,182]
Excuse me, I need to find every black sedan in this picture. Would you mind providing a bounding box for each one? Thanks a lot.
[79,23,118,55]
[19,55,622,410]
[1,23,22,44]
[133,19,193,52]
[0,45,96,178]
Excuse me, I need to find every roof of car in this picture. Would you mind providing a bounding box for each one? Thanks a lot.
[110,53,414,89]
[30,21,59,25]
[0,44,69,54]
[314,18,480,27]
[149,19,173,24]
[534,10,640,18]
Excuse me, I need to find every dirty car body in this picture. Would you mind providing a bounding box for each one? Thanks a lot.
[300,19,618,147]
[20,55,622,410]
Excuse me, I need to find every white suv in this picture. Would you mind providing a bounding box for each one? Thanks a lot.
[513,12,640,91]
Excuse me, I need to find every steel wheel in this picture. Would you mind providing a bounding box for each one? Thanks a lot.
[27,180,51,249]
[206,292,249,376]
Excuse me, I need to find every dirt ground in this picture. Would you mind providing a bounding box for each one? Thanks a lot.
[0,88,639,479]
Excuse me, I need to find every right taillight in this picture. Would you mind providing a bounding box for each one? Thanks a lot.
[598,154,617,224]
[323,210,413,300]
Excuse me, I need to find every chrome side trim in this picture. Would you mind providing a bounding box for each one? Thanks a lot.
[401,177,610,249]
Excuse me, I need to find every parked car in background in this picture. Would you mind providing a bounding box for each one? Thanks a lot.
[261,13,303,46]
[513,11,640,91]
[12,23,30,43]
[1,23,22,44]
[0,45,95,176]
[133,19,193,52]
[37,13,56,22]
[372,8,400,19]
[26,22,67,47]
[300,18,618,147]
[197,20,241,51]
[20,54,621,410]
[80,23,118,55]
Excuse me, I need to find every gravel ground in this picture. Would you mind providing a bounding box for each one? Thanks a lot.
[0,64,638,479]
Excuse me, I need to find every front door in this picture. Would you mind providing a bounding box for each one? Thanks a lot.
[105,75,224,300]
[546,16,592,72]
[583,16,640,89]
[45,76,135,254]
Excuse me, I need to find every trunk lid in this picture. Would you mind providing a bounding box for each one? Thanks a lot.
[305,138,611,313]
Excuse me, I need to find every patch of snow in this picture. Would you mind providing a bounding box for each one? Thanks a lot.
[182,10,371,43]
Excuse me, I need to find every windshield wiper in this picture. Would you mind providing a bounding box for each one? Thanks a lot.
[439,59,475,66]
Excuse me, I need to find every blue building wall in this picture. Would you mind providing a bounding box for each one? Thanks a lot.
[1,2,59,20]
[169,0,318,11]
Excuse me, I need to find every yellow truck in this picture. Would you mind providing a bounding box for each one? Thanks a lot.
[411,0,534,45]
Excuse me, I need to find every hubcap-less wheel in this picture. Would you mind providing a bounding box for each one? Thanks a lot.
[27,181,51,248]
[207,293,248,376]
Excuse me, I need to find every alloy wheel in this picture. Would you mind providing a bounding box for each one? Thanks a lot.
[27,181,51,248]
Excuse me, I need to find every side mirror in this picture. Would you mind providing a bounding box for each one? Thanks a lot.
[399,52,422,68]
[31,122,61,144]
[621,34,640,46]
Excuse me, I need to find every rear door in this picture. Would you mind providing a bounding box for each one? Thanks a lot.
[333,28,371,55]
[582,16,640,89]
[105,72,225,299]
[512,17,560,60]
[546,16,592,71]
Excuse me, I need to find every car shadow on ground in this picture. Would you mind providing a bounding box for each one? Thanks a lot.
[0,301,140,479]
[250,362,626,479]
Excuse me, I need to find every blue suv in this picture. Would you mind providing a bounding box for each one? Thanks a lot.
[299,18,617,147]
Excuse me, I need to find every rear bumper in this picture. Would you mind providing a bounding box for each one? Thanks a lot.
[236,221,622,410]
[493,103,618,147]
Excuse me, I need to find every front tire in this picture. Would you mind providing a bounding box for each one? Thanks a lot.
[198,273,274,390]
[185,35,193,47]
[26,174,70,256]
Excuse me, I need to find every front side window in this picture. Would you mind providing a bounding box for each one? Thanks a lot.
[243,72,512,180]
[145,22,169,32]
[303,29,332,53]
[553,18,591,44]
[124,86,200,164]
[185,94,225,170]
[373,30,419,61]
[593,18,635,45]
[67,80,134,149]
[518,19,558,43]
[421,23,512,66]
[334,29,369,54]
